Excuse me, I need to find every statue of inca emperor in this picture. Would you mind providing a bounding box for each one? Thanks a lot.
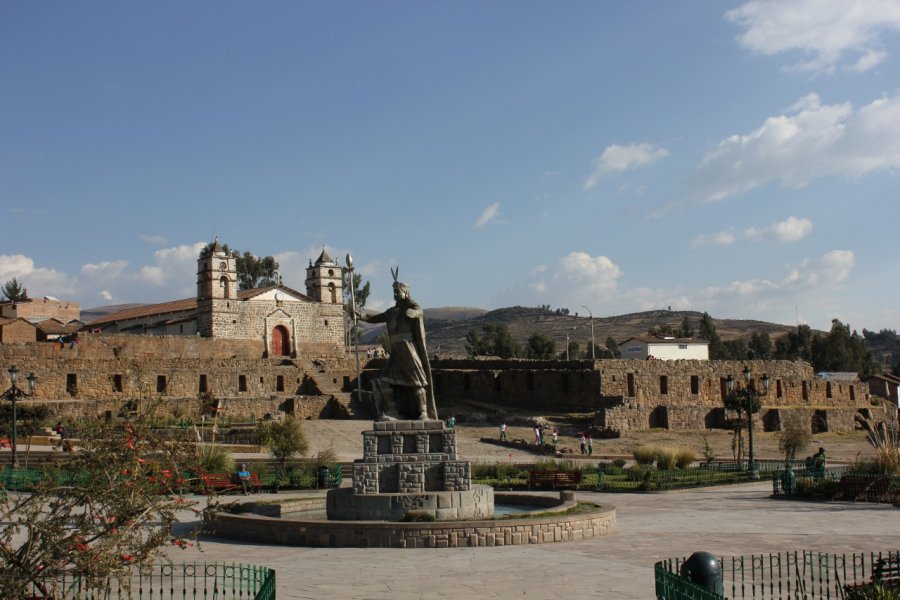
[355,267,437,421]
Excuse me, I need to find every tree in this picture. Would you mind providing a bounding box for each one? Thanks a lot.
[464,323,519,358]
[677,316,694,338]
[256,416,308,473]
[235,252,279,290]
[2,277,29,302]
[723,379,762,464]
[524,333,555,359]
[748,332,771,359]
[811,319,878,377]
[720,338,749,360]
[198,243,279,291]
[0,414,200,599]
[342,266,371,346]
[604,336,620,358]
[698,312,725,359]
[560,340,579,360]
[773,324,812,361]
[778,416,811,461]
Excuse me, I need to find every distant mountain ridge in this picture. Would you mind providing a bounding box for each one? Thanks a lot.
[82,302,815,358]
[365,306,810,356]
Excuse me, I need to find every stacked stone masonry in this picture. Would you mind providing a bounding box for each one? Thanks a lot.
[0,341,892,432]
[212,501,617,548]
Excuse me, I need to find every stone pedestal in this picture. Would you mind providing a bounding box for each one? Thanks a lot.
[327,420,494,521]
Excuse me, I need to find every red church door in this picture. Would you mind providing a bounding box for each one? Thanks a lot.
[272,326,290,356]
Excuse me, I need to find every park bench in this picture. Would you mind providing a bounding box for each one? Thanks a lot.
[527,470,582,490]
[200,472,262,495]
[872,553,900,589]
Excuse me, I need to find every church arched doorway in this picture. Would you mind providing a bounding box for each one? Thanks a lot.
[271,325,291,357]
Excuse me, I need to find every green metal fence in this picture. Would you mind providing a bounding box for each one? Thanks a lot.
[657,550,900,599]
[1,464,342,493]
[27,562,276,599]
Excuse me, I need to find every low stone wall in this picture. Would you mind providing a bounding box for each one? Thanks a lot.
[209,496,616,548]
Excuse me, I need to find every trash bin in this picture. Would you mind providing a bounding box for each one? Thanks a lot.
[317,466,329,489]
[680,551,723,595]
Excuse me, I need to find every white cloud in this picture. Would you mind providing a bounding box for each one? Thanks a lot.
[691,230,738,248]
[694,216,813,247]
[140,234,169,245]
[474,202,501,229]
[583,143,669,190]
[0,254,72,295]
[745,216,813,242]
[692,93,900,201]
[726,0,900,73]
[99,290,113,301]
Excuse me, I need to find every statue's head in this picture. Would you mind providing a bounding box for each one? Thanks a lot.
[390,266,410,301]
[392,281,410,301]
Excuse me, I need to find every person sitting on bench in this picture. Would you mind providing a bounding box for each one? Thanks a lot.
[237,463,252,495]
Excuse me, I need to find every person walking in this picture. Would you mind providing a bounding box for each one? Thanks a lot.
[551,429,558,449]
[587,434,593,456]
[579,433,587,455]
[534,426,542,445]
[499,422,508,441]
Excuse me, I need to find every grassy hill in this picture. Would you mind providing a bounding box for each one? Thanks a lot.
[365,306,807,357]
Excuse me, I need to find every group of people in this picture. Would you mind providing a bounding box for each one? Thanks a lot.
[578,432,594,455]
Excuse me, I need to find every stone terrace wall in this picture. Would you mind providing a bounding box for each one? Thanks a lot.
[423,358,882,433]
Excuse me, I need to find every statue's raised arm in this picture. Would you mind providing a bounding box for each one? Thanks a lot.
[365,268,437,421]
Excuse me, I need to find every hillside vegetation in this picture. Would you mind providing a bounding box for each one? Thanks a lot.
[364,307,802,357]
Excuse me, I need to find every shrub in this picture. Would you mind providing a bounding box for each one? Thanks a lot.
[612,458,627,468]
[257,417,309,470]
[655,447,677,470]
[675,448,696,469]
[778,416,811,461]
[633,445,657,465]
[845,583,900,600]
[701,436,716,464]
[198,444,234,473]
[315,448,339,467]
[795,476,838,498]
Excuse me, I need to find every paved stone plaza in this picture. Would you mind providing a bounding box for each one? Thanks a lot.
[171,481,900,599]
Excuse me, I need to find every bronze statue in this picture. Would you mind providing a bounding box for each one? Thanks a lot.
[356,268,437,421]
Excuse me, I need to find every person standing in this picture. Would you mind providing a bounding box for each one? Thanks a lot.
[499,422,508,441]
[579,433,587,455]
[587,434,593,456]
[551,429,558,448]
[534,426,542,445]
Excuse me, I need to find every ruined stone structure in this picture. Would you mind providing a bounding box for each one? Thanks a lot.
[89,241,344,357]
[0,335,891,434]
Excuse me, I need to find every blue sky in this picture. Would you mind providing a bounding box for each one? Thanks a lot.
[2,1,899,332]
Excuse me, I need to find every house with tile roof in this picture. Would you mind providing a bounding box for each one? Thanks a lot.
[87,240,345,357]
[619,335,710,360]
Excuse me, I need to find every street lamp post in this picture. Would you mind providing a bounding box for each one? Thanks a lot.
[581,304,595,360]
[3,366,37,467]
[345,254,362,410]
[726,366,768,478]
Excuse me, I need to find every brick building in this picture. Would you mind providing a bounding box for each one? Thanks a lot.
[87,240,345,357]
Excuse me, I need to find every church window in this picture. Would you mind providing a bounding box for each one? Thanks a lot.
[199,374,208,394]
[157,375,166,394]
[276,375,284,392]
[238,375,247,392]
[113,374,123,392]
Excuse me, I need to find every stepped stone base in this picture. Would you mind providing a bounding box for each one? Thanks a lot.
[327,419,492,521]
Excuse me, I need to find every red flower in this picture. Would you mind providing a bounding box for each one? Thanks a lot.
[121,553,133,561]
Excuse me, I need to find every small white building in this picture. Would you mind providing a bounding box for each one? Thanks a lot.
[619,335,709,361]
